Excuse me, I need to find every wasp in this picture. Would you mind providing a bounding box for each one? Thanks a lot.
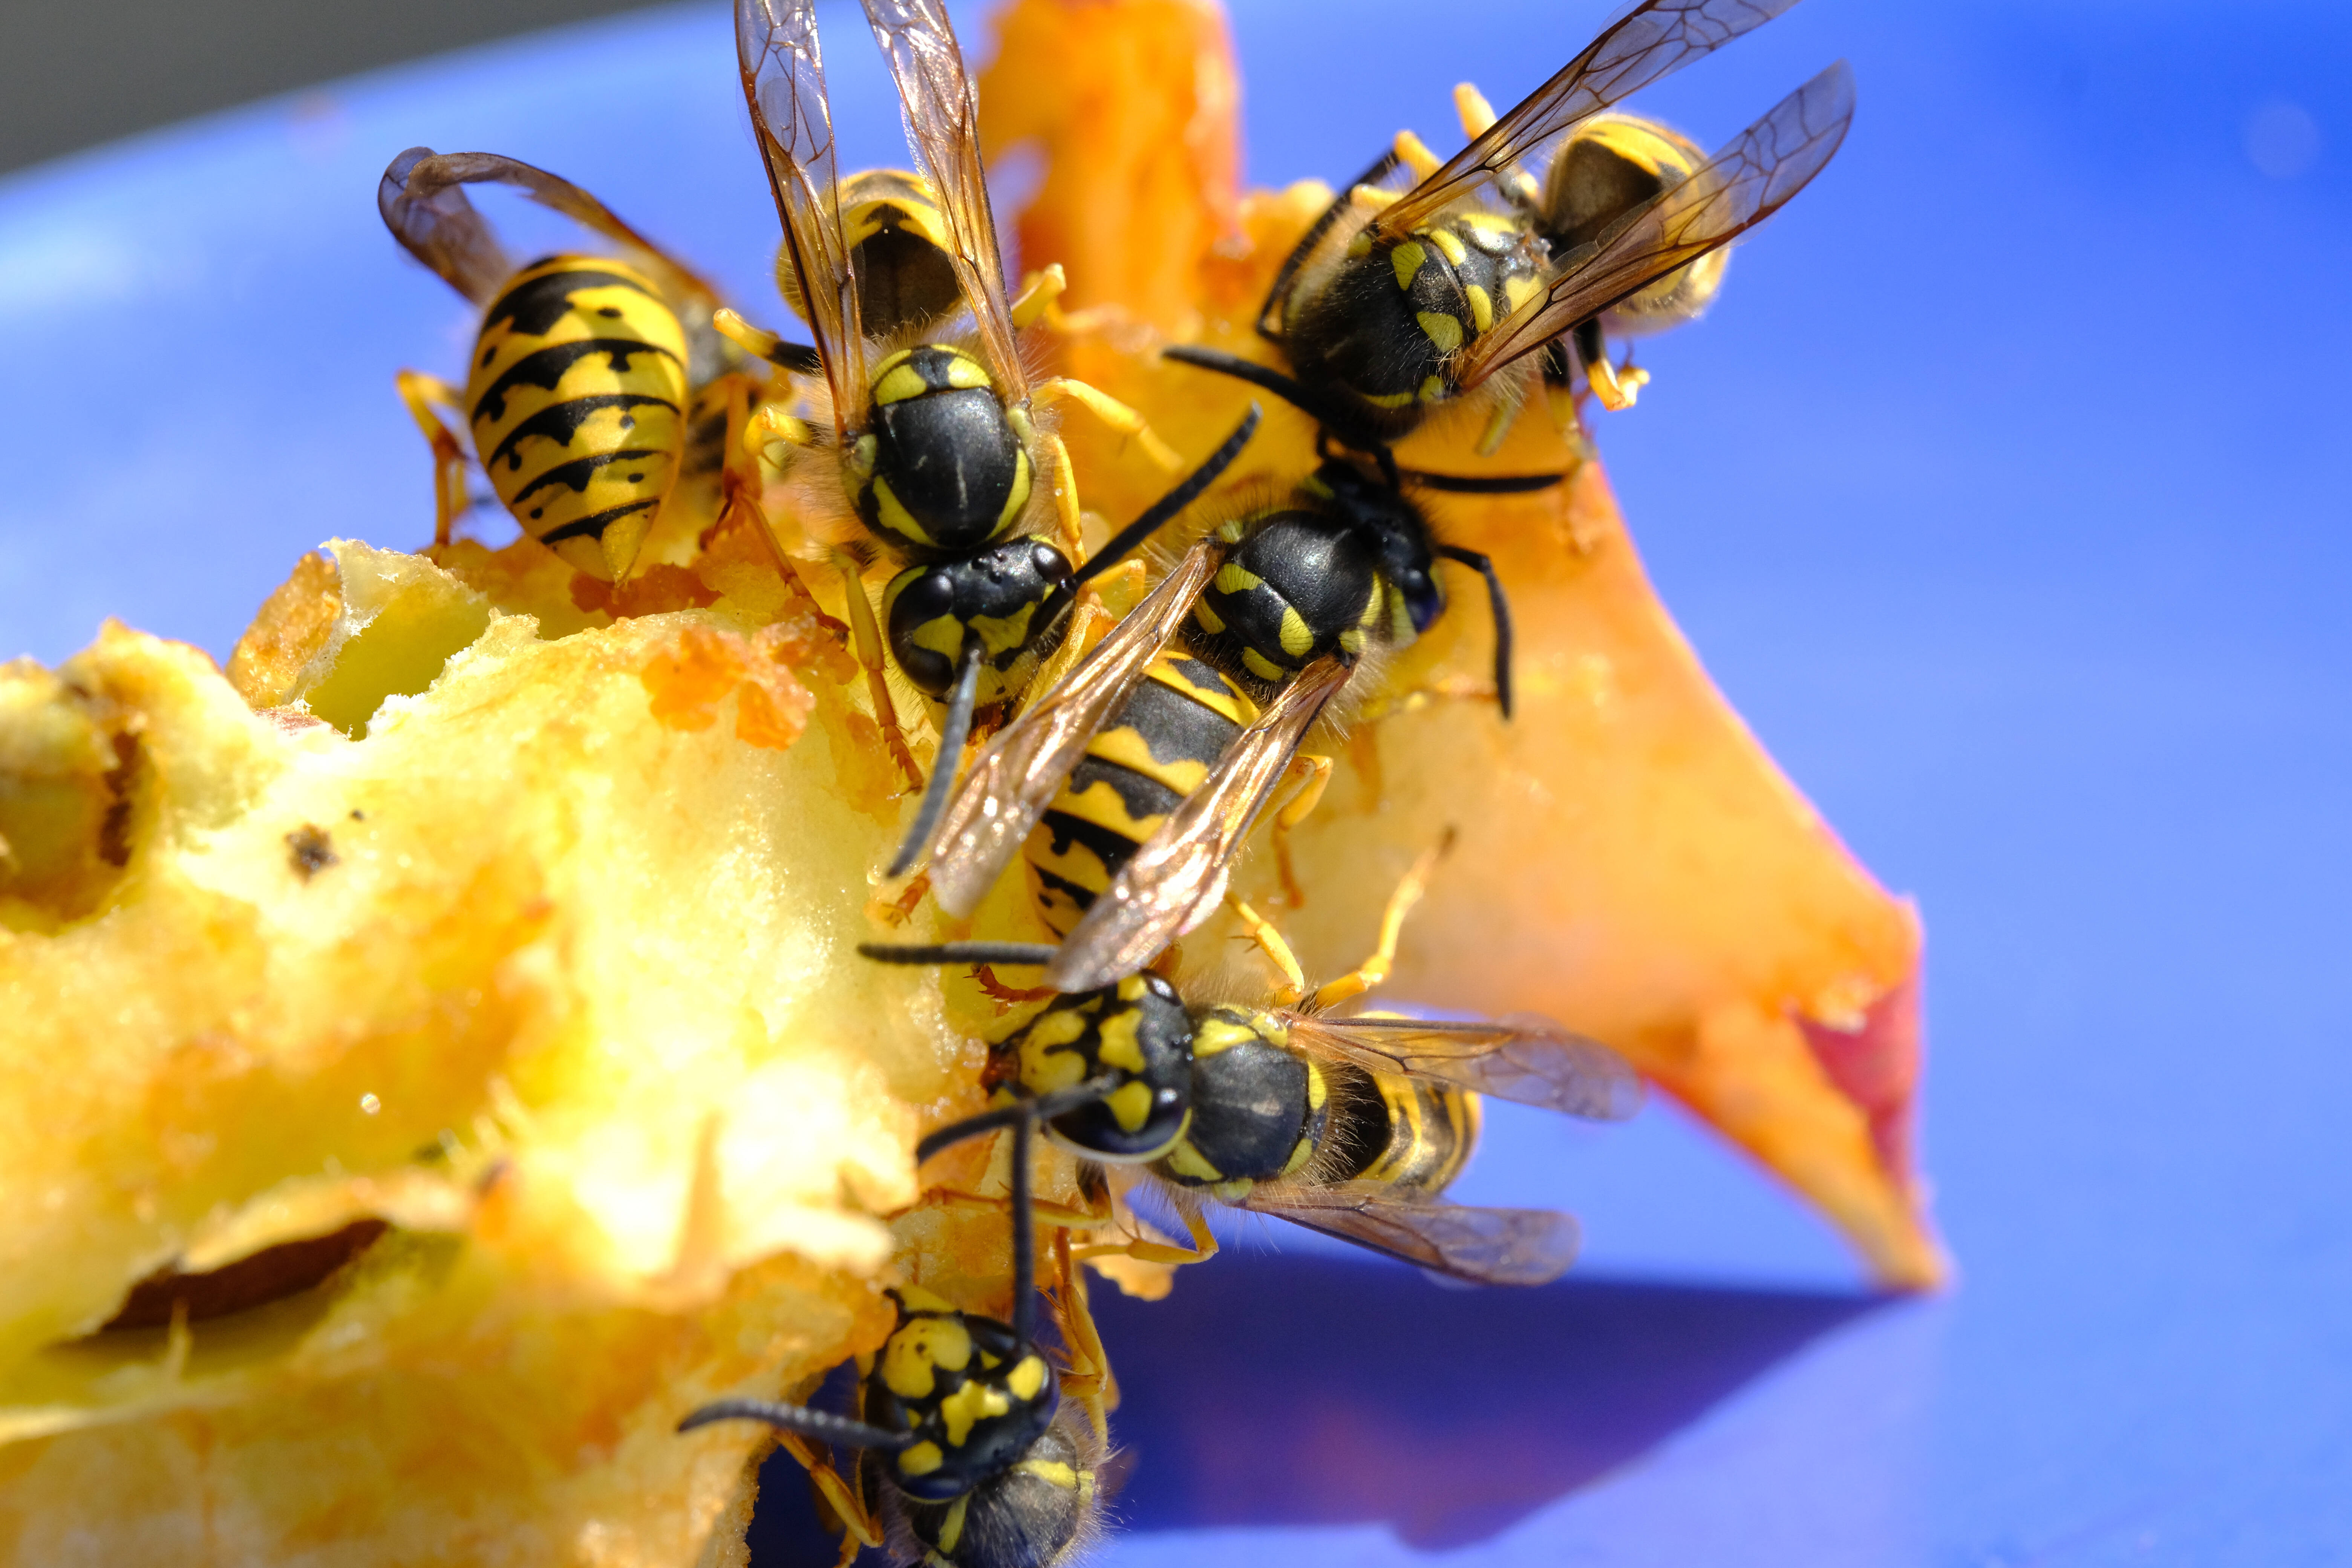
[680,1078,1106,1568]
[1166,0,1854,456]
[379,149,788,582]
[732,0,1196,807]
[889,446,1514,994]
[877,840,1643,1286]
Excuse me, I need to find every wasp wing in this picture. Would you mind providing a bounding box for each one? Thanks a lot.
[1456,60,1854,390]
[1242,1181,1582,1287]
[386,149,721,310]
[922,539,1219,917]
[1374,0,1803,238]
[1045,657,1353,992]
[858,0,1027,401]
[738,0,866,433]
[1283,1013,1645,1121]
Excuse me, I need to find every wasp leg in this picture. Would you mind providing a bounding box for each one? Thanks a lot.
[1228,896,1307,1007]
[1575,318,1651,412]
[926,1186,1116,1231]
[714,377,843,636]
[1270,751,1335,909]
[1038,429,1088,560]
[1392,127,1443,183]
[1452,84,1544,212]
[833,552,926,792]
[1049,1228,1116,1438]
[1032,378,1183,473]
[1308,827,1456,1012]
[1070,1205,1219,1268]
[395,370,471,548]
[772,1430,884,1566]
[1009,262,1068,330]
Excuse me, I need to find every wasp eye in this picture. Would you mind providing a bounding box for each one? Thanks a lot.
[1402,573,1442,633]
[896,570,956,621]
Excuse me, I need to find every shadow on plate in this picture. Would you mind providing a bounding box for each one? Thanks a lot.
[747,1253,1889,1563]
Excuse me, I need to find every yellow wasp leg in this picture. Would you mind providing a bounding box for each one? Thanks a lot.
[713,377,841,635]
[1309,827,1456,1012]
[1583,344,1652,413]
[1049,1229,1116,1438]
[1270,751,1335,910]
[833,552,925,791]
[1452,84,1544,208]
[773,1430,884,1565]
[1392,128,1443,184]
[1071,1205,1219,1268]
[926,1187,1114,1230]
[1228,896,1307,1007]
[395,370,470,548]
[711,306,801,372]
[1009,263,1068,330]
[1476,394,1525,457]
[1038,430,1087,560]
[1031,378,1183,473]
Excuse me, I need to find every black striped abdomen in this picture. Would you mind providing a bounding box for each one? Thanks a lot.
[1342,1075,1482,1200]
[463,255,686,581]
[1021,652,1257,939]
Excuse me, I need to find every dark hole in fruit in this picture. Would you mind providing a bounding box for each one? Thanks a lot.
[100,1218,389,1332]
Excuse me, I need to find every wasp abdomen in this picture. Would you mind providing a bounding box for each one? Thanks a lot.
[1023,653,1256,939]
[463,254,686,581]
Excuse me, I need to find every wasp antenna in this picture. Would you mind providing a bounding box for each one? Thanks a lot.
[678,1398,914,1451]
[1434,545,1514,719]
[1008,1108,1038,1352]
[858,940,1063,968]
[887,640,985,878]
[1161,347,1341,427]
[1072,403,1263,593]
[1404,468,1569,495]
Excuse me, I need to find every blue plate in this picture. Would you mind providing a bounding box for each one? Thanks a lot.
[5,2,2350,1562]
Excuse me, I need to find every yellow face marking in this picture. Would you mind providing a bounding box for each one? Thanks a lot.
[870,475,934,546]
[873,361,931,407]
[1425,226,1467,266]
[937,1371,1013,1446]
[1095,1005,1147,1072]
[1004,1352,1048,1402]
[968,599,1041,658]
[1465,283,1494,334]
[882,1314,972,1399]
[1105,1079,1156,1133]
[1277,606,1315,659]
[910,614,964,660]
[898,1441,945,1478]
[1242,648,1288,682]
[1390,240,1427,293]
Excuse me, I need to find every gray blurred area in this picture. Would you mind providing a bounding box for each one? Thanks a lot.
[0,0,670,176]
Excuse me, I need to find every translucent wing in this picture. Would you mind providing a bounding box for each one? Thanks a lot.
[1455,60,1854,389]
[738,0,866,432]
[858,0,1026,400]
[1242,1182,1583,1287]
[1374,0,1803,238]
[922,540,1218,917]
[1045,657,1354,992]
[1283,1013,1645,1121]
[381,148,721,311]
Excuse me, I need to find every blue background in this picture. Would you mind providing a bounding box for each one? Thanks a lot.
[2,0,2346,1561]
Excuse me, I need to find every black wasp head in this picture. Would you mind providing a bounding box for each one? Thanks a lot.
[999,973,1194,1162]
[867,1292,1061,1505]
[1312,459,1444,634]
[884,539,1076,702]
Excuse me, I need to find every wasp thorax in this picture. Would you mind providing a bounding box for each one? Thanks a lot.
[869,1291,1060,1505]
[1315,462,1445,636]
[1289,213,1542,438]
[995,973,1194,1161]
[1191,510,1383,691]
[856,346,1032,557]
[899,1414,1097,1568]
[1153,1006,1326,1196]
[883,540,1074,705]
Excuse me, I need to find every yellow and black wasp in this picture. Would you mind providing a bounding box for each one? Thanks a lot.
[732,0,1200,817]
[1166,0,1854,454]
[681,1067,1105,1568]
[379,149,782,582]
[876,842,1643,1286]
[888,444,1513,994]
